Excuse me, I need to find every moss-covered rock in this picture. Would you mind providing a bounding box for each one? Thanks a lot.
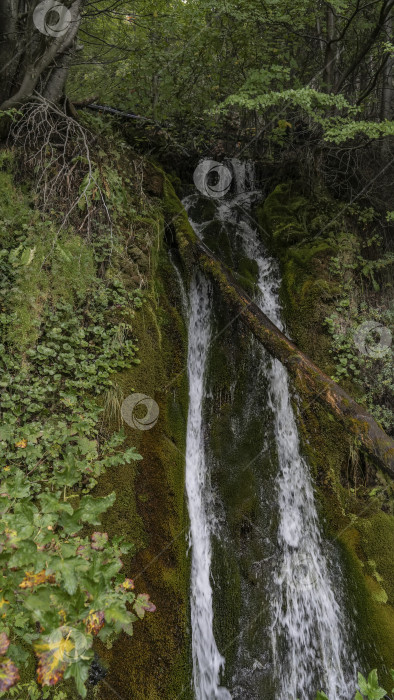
[256,182,394,687]
[93,218,191,700]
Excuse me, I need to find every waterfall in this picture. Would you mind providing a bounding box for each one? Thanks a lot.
[183,162,358,700]
[186,272,232,700]
[240,222,358,700]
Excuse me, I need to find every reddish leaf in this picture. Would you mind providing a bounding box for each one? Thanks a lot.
[85,610,105,636]
[0,657,19,691]
[0,632,10,655]
[76,544,90,559]
[133,593,156,619]
[5,529,18,549]
[91,532,108,551]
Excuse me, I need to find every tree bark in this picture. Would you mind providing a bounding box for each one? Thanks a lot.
[0,0,21,106]
[335,0,394,94]
[323,4,337,91]
[0,0,82,111]
[190,238,394,477]
[381,12,393,121]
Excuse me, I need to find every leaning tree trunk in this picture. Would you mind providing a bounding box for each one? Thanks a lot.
[193,240,394,476]
[166,188,394,477]
[194,240,394,476]
[0,0,83,111]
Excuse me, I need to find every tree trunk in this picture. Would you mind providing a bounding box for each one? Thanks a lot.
[188,238,394,477]
[381,13,393,121]
[335,0,394,94]
[0,0,82,111]
[323,4,336,91]
[0,0,21,106]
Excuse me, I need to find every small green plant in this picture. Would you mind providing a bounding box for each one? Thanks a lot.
[354,669,387,699]
[313,668,393,700]
[324,222,394,435]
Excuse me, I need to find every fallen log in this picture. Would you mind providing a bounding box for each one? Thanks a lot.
[194,238,394,477]
[72,95,99,108]
[76,102,167,127]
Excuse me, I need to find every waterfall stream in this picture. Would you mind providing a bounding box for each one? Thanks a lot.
[240,211,358,700]
[182,164,358,700]
[186,273,232,700]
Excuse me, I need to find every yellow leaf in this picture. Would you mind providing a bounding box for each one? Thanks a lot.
[19,570,56,589]
[35,631,75,686]
[0,596,9,611]
[85,610,104,636]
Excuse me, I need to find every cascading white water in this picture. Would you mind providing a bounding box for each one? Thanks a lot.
[186,272,232,700]
[183,161,357,700]
[238,202,358,700]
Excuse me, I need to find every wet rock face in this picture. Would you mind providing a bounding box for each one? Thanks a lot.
[89,655,107,686]
[143,167,164,197]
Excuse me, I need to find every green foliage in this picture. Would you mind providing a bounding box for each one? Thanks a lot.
[355,670,387,700]
[324,223,393,434]
[0,157,155,696]
[323,119,394,144]
[67,0,394,151]
[220,86,357,122]
[313,668,393,700]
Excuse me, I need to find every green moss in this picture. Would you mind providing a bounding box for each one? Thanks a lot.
[358,512,394,605]
[93,237,191,700]
[256,186,338,370]
[339,529,394,689]
[161,170,196,274]
[257,180,394,684]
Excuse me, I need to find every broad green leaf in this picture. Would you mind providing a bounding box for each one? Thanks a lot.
[358,672,369,695]
[64,658,90,698]
[77,492,116,525]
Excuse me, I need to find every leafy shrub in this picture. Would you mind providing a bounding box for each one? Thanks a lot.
[0,161,155,697]
[324,220,394,435]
